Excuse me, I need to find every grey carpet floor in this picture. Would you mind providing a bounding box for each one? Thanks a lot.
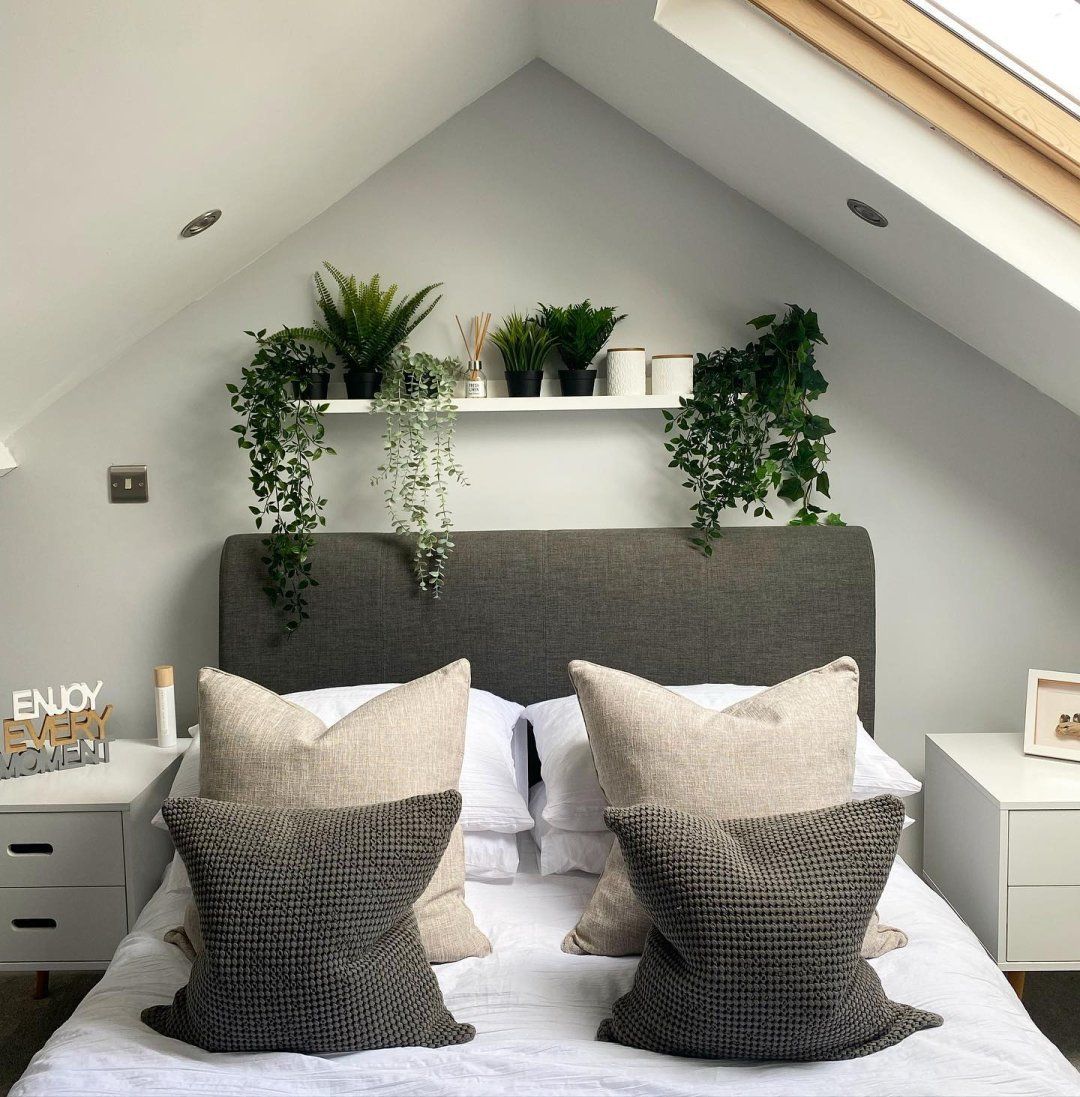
[0,973,101,1096]
[0,971,1077,1094]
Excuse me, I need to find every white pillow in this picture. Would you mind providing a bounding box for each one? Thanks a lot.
[530,782,612,875]
[526,780,913,879]
[463,831,519,880]
[155,685,533,834]
[525,683,921,832]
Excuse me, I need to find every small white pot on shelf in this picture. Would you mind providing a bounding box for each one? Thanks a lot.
[651,354,694,396]
[606,348,646,396]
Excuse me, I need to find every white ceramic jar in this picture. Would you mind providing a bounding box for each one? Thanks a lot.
[651,354,694,395]
[606,347,646,396]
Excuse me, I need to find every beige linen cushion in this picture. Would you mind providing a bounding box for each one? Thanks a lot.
[181,660,490,964]
[563,657,904,959]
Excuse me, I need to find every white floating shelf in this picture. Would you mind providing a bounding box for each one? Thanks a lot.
[320,394,685,414]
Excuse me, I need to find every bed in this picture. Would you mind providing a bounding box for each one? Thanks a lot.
[13,528,1080,1096]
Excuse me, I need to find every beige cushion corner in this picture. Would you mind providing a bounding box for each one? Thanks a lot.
[562,657,904,961]
[181,659,490,964]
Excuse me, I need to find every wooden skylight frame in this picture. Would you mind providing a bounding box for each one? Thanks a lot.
[746,0,1080,226]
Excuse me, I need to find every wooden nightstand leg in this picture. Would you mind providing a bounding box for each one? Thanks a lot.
[1005,970,1026,999]
[32,970,49,1000]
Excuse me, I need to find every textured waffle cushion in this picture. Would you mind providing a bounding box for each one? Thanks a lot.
[143,792,475,1053]
[563,658,903,960]
[182,660,489,963]
[599,796,942,1060]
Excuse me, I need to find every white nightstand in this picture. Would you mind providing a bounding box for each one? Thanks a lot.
[0,739,188,994]
[924,732,1080,997]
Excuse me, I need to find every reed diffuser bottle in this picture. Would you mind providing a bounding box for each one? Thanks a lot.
[465,361,487,398]
[457,313,491,398]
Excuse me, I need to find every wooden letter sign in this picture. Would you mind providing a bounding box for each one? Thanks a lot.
[2,680,112,780]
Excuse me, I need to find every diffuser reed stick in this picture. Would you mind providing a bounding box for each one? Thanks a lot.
[455,313,491,360]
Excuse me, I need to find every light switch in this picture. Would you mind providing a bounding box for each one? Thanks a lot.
[108,465,148,503]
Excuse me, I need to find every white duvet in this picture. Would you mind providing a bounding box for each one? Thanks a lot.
[14,856,1080,1097]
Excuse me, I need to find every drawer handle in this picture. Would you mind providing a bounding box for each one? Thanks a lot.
[12,918,56,930]
[8,843,53,856]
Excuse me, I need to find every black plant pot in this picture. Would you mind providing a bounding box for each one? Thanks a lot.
[505,370,544,397]
[291,373,331,400]
[558,369,597,397]
[345,370,381,399]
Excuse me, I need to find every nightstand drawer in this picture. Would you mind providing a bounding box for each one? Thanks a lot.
[0,886,127,963]
[1008,811,1080,885]
[1007,886,1080,962]
[0,812,125,887]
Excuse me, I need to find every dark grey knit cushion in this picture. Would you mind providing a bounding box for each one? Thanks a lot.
[598,796,942,1061]
[142,791,475,1053]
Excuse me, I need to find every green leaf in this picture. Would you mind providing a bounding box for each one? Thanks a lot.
[777,476,804,502]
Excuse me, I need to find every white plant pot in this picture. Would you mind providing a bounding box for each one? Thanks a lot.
[606,348,646,396]
[651,354,694,395]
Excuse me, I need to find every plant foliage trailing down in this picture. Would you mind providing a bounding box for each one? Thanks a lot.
[488,311,554,372]
[229,330,336,631]
[663,305,843,555]
[372,347,467,596]
[535,300,627,369]
[289,263,443,376]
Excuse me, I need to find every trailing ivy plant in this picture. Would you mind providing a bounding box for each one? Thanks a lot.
[663,305,843,555]
[371,346,467,595]
[228,329,335,631]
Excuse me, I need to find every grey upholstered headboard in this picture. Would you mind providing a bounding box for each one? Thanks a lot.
[218,527,876,743]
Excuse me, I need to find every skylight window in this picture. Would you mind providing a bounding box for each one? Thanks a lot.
[908,0,1080,118]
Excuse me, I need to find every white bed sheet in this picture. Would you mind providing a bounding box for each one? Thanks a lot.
[14,856,1080,1097]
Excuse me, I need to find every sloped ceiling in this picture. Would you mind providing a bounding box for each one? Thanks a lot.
[3,0,1079,450]
[0,0,534,439]
[537,0,1080,416]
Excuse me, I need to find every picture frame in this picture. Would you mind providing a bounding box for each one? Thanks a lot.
[1023,669,1080,763]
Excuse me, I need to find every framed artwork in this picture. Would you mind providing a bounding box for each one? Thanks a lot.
[1024,669,1080,763]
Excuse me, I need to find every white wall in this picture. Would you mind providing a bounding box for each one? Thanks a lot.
[2,63,1078,862]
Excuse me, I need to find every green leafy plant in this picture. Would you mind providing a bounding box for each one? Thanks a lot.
[663,305,842,554]
[228,329,336,630]
[488,311,554,372]
[372,346,467,595]
[289,263,442,376]
[535,300,627,369]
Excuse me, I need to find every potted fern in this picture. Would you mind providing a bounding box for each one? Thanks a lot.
[290,263,442,399]
[536,300,626,396]
[488,312,553,397]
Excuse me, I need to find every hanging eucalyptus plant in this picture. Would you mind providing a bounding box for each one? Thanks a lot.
[228,329,335,631]
[663,305,843,555]
[372,346,467,595]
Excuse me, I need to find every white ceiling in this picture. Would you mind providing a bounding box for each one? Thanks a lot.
[3,0,1079,449]
[0,0,534,439]
[537,0,1080,415]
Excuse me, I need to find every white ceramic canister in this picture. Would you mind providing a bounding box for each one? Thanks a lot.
[651,354,694,396]
[606,347,646,396]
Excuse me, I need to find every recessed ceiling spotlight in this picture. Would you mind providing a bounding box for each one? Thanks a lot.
[180,209,222,238]
[846,198,888,228]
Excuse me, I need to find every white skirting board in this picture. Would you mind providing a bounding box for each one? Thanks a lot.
[0,442,16,476]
